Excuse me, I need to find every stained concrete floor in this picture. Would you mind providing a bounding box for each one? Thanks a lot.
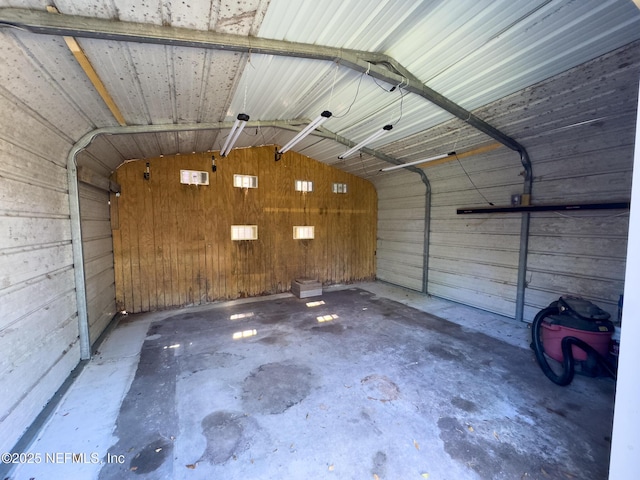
[9,283,615,479]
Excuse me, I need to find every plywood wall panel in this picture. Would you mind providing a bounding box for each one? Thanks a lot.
[112,146,376,312]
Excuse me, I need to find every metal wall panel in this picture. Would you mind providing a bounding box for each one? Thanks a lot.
[423,41,639,320]
[0,0,636,462]
[372,169,425,291]
[0,31,98,137]
[254,0,640,172]
[503,43,637,321]
[79,182,116,344]
[0,86,79,453]
[426,151,523,317]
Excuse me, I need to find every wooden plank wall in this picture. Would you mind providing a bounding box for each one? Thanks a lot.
[111,146,377,313]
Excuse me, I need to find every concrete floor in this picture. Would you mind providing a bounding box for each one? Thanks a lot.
[8,282,615,479]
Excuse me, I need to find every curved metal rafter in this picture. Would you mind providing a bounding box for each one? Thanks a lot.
[0,7,531,182]
[66,120,433,358]
[0,4,532,330]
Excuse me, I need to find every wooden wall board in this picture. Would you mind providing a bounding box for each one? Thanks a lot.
[112,146,377,312]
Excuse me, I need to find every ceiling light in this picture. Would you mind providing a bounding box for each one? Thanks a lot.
[277,110,332,155]
[338,124,393,159]
[380,152,456,172]
[220,113,250,157]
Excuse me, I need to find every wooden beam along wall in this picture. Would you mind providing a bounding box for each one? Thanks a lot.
[46,6,127,126]
[111,146,377,312]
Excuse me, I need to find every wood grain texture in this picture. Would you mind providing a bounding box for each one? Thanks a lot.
[112,146,377,312]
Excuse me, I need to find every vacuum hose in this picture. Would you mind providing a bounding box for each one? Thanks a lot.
[531,306,617,386]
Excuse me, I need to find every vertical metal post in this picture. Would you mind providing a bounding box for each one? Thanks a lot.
[515,211,530,322]
[422,177,431,294]
[515,149,533,322]
[67,157,91,360]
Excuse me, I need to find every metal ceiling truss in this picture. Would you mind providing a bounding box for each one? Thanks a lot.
[0,8,531,181]
[0,7,532,323]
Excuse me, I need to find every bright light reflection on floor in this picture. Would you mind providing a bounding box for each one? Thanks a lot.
[232,329,258,340]
[317,314,339,323]
[163,344,181,349]
[230,312,255,320]
[306,301,325,307]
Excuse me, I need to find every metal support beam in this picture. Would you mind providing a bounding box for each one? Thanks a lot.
[67,156,90,360]
[0,8,532,177]
[457,201,630,214]
[314,127,433,294]
[63,36,127,126]
[4,4,534,318]
[69,121,433,298]
[45,5,126,126]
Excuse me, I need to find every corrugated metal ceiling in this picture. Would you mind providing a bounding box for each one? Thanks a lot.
[1,0,639,179]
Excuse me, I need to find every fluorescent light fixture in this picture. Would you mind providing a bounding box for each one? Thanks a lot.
[278,111,332,155]
[220,113,250,157]
[379,152,457,172]
[338,124,393,159]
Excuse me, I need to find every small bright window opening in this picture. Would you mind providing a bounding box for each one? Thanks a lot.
[317,314,339,323]
[295,180,313,192]
[231,225,258,241]
[180,170,209,185]
[233,174,258,189]
[293,226,315,239]
[232,329,257,340]
[333,183,348,194]
[306,300,326,308]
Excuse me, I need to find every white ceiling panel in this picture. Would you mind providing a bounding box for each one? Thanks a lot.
[124,43,176,124]
[0,0,639,180]
[122,132,163,159]
[258,0,429,51]
[75,38,152,125]
[8,32,117,128]
[53,0,269,33]
[423,0,640,107]
[0,31,97,139]
[103,134,147,161]
[54,0,118,19]
[155,131,180,154]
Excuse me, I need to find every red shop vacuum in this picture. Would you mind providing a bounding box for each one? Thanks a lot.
[531,296,617,386]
